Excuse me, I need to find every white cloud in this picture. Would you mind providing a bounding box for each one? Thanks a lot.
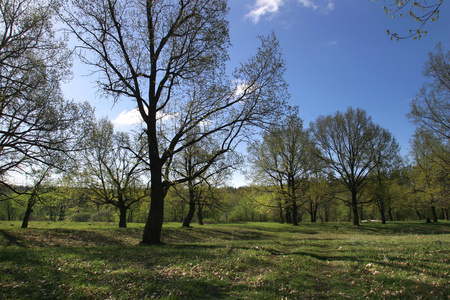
[246,0,284,24]
[327,40,338,46]
[112,108,178,129]
[112,109,143,126]
[297,0,318,10]
[297,0,335,12]
[233,79,258,98]
[246,0,334,23]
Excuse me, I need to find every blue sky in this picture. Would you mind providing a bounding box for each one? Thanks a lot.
[62,0,449,184]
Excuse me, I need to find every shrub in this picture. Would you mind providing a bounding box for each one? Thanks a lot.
[71,213,92,222]
[91,210,115,222]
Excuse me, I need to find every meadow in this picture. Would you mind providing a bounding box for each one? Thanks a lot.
[0,221,449,299]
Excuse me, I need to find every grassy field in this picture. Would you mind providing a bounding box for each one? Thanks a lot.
[0,221,449,299]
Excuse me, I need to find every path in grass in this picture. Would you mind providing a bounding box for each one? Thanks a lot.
[0,221,449,299]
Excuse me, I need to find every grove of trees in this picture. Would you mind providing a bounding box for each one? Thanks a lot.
[0,0,448,242]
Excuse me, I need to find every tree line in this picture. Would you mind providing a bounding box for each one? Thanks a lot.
[0,0,448,244]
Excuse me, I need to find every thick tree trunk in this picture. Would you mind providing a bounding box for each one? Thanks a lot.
[142,160,166,244]
[119,206,127,228]
[351,190,359,226]
[430,205,438,223]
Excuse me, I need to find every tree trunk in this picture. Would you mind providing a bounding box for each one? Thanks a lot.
[142,158,166,244]
[278,200,284,223]
[119,206,128,228]
[379,198,386,224]
[324,204,329,222]
[292,198,298,226]
[59,204,65,221]
[430,205,438,223]
[351,190,359,226]
[312,207,317,223]
[388,206,394,221]
[21,194,37,229]
[182,199,196,227]
[197,204,204,225]
[285,205,292,224]
[416,209,423,220]
[21,205,33,229]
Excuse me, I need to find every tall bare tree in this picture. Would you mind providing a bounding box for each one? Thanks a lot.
[62,0,288,244]
[311,108,400,226]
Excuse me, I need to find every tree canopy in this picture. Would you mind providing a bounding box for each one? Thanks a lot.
[0,0,94,191]
[311,107,400,226]
[63,0,289,244]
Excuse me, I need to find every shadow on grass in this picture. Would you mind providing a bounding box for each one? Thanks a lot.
[354,222,450,235]
[0,230,27,247]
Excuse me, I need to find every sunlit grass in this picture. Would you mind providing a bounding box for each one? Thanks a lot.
[1,221,449,299]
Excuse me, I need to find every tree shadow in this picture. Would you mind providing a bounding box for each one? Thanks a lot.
[0,230,26,247]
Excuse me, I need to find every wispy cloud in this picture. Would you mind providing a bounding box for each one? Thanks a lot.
[297,0,334,12]
[246,0,284,24]
[246,0,335,23]
[112,108,176,128]
[326,40,338,47]
[112,109,143,126]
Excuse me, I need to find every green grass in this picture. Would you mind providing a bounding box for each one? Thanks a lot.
[0,221,449,299]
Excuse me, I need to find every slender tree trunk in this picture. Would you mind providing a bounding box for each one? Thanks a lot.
[416,209,422,220]
[21,206,33,228]
[292,198,298,226]
[285,204,292,224]
[182,199,195,227]
[388,206,394,221]
[22,192,39,228]
[59,204,65,221]
[312,207,317,223]
[197,204,204,225]
[278,200,284,223]
[379,198,386,224]
[22,195,37,229]
[351,190,359,226]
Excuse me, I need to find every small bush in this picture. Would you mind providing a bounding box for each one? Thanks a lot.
[71,213,92,222]
[202,218,217,224]
[91,210,115,222]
